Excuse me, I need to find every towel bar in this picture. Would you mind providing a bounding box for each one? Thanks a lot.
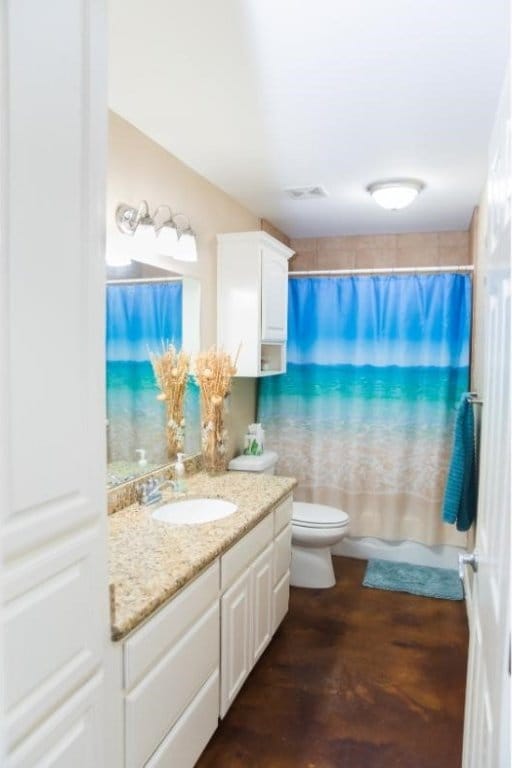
[467,393,483,405]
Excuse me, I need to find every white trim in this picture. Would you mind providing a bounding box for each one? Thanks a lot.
[289,264,474,277]
[462,568,473,625]
[333,535,465,570]
[0,0,9,761]
[217,230,295,260]
[106,276,182,285]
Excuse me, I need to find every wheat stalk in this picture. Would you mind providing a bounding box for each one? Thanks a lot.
[150,344,190,458]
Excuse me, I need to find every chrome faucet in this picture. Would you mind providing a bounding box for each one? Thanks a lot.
[138,477,177,506]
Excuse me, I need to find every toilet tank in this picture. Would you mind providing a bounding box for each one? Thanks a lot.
[228,450,279,475]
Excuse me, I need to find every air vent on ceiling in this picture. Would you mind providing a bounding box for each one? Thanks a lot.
[285,185,328,200]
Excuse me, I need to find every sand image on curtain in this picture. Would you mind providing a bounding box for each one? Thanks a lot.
[258,274,471,547]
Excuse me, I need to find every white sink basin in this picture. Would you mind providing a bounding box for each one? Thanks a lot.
[152,498,238,526]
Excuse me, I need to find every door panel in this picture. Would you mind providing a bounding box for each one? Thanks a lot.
[7,673,104,768]
[1,0,108,761]
[462,74,511,768]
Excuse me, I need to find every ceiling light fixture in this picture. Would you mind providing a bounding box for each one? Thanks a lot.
[367,179,425,210]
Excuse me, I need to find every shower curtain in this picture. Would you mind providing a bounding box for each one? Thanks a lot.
[106,282,183,472]
[258,274,472,546]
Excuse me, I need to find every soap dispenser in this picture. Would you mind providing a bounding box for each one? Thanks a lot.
[174,453,187,493]
[136,448,148,468]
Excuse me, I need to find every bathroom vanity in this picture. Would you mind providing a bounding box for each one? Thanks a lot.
[108,471,296,768]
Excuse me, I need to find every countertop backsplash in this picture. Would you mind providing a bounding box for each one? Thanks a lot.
[107,453,203,515]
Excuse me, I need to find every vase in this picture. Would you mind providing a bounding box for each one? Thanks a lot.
[166,408,185,460]
[201,401,228,473]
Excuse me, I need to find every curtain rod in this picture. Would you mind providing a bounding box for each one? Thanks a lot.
[288,265,474,277]
[106,276,182,285]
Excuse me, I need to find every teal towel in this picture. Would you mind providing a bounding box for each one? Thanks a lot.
[442,392,477,531]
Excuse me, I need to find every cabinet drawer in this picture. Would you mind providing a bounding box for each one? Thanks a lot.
[124,560,219,691]
[273,524,292,584]
[221,514,273,592]
[144,671,219,768]
[272,571,290,635]
[274,495,293,535]
[125,603,219,768]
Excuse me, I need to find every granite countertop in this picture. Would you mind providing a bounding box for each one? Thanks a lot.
[109,471,297,640]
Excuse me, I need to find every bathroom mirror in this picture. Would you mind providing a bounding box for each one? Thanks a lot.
[106,260,201,488]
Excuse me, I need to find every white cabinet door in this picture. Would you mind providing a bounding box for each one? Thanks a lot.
[272,572,291,635]
[220,570,252,717]
[261,247,288,342]
[251,544,274,665]
[273,524,292,584]
[1,0,108,763]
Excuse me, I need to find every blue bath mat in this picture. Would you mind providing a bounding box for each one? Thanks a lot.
[363,559,463,601]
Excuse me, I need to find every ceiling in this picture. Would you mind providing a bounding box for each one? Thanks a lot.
[108,0,509,238]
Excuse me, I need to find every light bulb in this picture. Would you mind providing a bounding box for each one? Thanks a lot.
[175,231,198,262]
[155,222,178,257]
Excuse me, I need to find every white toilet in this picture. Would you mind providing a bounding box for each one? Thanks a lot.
[228,451,350,589]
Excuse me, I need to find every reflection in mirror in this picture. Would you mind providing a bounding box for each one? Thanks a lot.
[106,274,200,488]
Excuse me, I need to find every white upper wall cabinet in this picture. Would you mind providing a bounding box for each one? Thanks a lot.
[217,232,294,377]
[261,246,289,342]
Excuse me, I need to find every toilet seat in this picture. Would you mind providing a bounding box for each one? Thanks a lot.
[292,502,349,529]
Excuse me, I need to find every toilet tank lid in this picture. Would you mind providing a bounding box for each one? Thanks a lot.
[228,451,278,472]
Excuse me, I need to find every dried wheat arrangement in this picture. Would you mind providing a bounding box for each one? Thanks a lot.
[150,344,190,458]
[194,347,238,472]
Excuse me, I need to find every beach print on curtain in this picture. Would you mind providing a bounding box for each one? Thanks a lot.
[258,274,472,546]
[106,281,183,480]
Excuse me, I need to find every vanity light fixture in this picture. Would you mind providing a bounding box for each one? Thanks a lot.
[154,205,179,258]
[367,179,425,210]
[115,200,154,235]
[173,214,198,262]
[115,201,198,262]
[176,229,198,262]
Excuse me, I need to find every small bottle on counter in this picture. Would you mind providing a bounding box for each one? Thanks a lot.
[174,453,187,493]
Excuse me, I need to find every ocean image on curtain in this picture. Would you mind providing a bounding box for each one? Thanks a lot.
[106,282,199,480]
[258,274,472,546]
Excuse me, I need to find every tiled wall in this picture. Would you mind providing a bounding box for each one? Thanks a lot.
[289,230,471,271]
[260,218,291,247]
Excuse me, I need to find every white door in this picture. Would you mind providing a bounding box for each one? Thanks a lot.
[251,544,273,664]
[220,569,252,717]
[461,75,511,768]
[261,247,288,342]
[0,1,109,765]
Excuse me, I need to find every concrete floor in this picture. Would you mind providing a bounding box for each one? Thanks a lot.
[197,555,468,768]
